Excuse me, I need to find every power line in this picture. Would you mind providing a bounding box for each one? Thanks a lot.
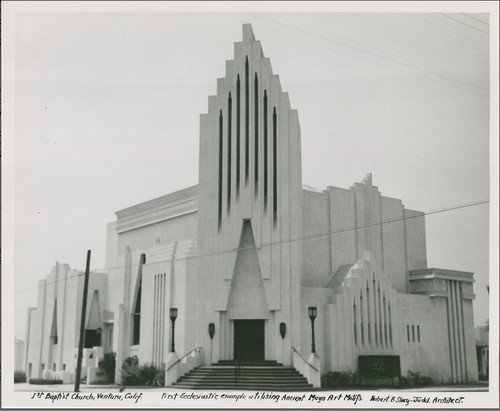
[415,14,488,45]
[14,198,489,295]
[461,13,489,26]
[227,14,488,96]
[259,13,488,93]
[440,13,489,35]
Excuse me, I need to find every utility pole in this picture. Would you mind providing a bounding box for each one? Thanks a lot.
[74,250,91,392]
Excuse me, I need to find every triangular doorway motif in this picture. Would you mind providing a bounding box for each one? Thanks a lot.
[86,290,102,329]
[226,220,269,319]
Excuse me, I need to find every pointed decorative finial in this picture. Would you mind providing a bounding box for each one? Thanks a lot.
[243,24,255,42]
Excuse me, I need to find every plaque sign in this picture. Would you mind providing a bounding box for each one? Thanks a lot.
[358,355,401,379]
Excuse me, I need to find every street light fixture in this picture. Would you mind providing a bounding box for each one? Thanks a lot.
[308,307,317,353]
[170,308,178,353]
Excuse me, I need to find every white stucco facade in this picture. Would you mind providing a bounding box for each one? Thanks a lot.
[24,24,478,386]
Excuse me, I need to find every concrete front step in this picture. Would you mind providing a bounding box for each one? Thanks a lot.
[215,361,280,366]
[178,378,309,383]
[174,382,310,387]
[173,361,312,390]
[172,384,313,391]
[190,369,301,374]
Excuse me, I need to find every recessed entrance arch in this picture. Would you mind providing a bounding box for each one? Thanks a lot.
[234,319,265,360]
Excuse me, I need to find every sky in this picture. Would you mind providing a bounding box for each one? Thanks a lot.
[3,3,496,341]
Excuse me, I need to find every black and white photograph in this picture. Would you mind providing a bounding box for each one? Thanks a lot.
[2,1,498,408]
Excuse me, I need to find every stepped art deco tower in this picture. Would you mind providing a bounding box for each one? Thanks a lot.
[195,24,304,366]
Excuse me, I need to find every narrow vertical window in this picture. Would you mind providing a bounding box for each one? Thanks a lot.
[373,280,378,346]
[132,254,145,346]
[236,75,241,197]
[218,110,223,230]
[383,294,388,347]
[227,93,232,213]
[50,299,58,345]
[272,107,278,227]
[360,294,364,345]
[366,284,371,345]
[254,73,259,197]
[412,325,415,342]
[353,301,357,345]
[245,56,249,184]
[378,285,383,346]
[407,325,410,342]
[263,91,268,212]
[388,304,393,346]
[417,325,420,342]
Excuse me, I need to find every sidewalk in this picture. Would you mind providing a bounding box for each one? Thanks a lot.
[14,382,489,393]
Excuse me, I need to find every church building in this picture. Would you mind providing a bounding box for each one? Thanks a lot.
[24,24,478,388]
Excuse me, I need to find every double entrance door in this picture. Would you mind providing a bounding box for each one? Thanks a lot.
[233,320,264,360]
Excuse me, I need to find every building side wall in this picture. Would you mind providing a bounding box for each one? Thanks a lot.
[381,196,407,293]
[319,180,427,295]
[138,239,197,366]
[24,264,109,379]
[108,211,198,367]
[24,308,39,379]
[302,190,330,287]
[404,209,427,271]
[397,295,451,381]
[328,186,357,276]
[15,340,25,372]
[306,253,475,384]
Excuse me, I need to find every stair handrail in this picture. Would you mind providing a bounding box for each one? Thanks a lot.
[234,351,244,386]
[166,346,202,372]
[292,346,319,372]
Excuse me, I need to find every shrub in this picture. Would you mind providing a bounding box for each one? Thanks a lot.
[322,371,359,388]
[121,356,141,385]
[14,370,27,383]
[29,378,63,385]
[120,356,165,386]
[98,352,116,383]
[398,370,434,388]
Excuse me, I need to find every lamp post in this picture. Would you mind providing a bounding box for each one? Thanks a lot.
[308,307,317,353]
[170,308,178,353]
